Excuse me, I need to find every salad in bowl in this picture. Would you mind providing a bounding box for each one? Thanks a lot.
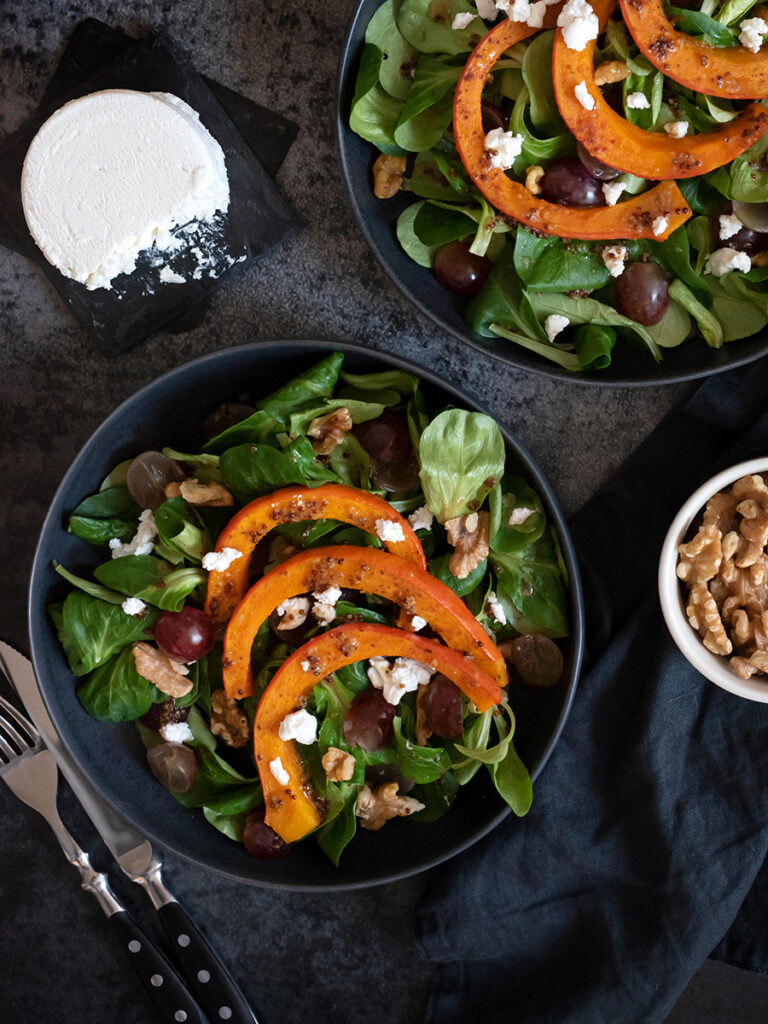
[46,349,577,870]
[347,0,768,375]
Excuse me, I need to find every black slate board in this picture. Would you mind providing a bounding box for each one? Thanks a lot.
[0,20,301,351]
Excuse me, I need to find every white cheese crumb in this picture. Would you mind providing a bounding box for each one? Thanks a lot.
[484,128,525,171]
[544,314,570,342]
[312,586,343,626]
[478,0,500,18]
[278,709,318,745]
[601,244,628,278]
[109,509,157,559]
[408,506,433,532]
[557,0,599,51]
[452,12,475,29]
[526,1,548,27]
[497,0,531,21]
[652,215,669,237]
[625,92,650,110]
[269,757,290,786]
[300,659,312,672]
[663,121,689,138]
[160,721,194,744]
[201,546,243,572]
[367,657,434,706]
[509,506,534,526]
[158,266,186,284]
[739,17,767,52]
[704,247,752,276]
[719,213,743,241]
[374,518,405,543]
[411,615,428,632]
[574,81,595,111]
[486,592,507,625]
[602,181,626,206]
[275,596,310,630]
[121,596,147,617]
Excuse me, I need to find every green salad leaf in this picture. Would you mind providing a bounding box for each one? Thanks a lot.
[78,646,159,722]
[57,591,158,677]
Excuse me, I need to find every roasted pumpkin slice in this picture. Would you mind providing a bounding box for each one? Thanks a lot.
[620,0,768,100]
[254,623,503,843]
[223,545,508,698]
[204,484,425,628]
[453,13,691,240]
[553,0,768,179]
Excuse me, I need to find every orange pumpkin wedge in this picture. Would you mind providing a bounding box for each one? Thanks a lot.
[223,545,508,698]
[620,0,768,100]
[553,0,768,179]
[254,623,503,843]
[204,484,426,628]
[453,13,690,240]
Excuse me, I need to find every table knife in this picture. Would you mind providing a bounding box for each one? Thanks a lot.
[0,640,259,1024]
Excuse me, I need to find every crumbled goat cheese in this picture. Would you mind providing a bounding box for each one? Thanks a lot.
[452,12,475,28]
[300,660,313,672]
[160,721,194,744]
[574,81,595,111]
[275,596,311,630]
[544,314,570,342]
[201,546,243,572]
[719,213,743,241]
[411,615,428,632]
[739,17,767,53]
[278,709,318,745]
[663,121,688,138]
[478,0,500,18]
[509,506,534,526]
[121,597,147,617]
[409,506,434,532]
[497,0,531,21]
[625,92,650,109]
[367,657,434,706]
[312,586,343,626]
[704,247,752,276]
[109,509,157,559]
[557,0,599,51]
[602,181,626,206]
[526,1,548,27]
[602,245,628,278]
[158,266,185,284]
[484,128,524,170]
[375,518,405,543]
[269,757,290,786]
[486,592,507,625]
[652,215,669,237]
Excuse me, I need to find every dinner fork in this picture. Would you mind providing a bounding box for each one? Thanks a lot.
[0,695,208,1024]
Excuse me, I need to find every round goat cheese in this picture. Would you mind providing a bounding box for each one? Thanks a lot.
[22,89,230,290]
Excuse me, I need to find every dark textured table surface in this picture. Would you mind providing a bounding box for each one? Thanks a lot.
[1,2,767,1022]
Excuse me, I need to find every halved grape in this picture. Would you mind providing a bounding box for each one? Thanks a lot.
[154,607,216,663]
[343,689,396,751]
[126,451,185,510]
[243,809,291,860]
[147,743,198,793]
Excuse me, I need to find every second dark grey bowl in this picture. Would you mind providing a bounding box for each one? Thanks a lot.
[28,340,583,890]
[337,0,768,386]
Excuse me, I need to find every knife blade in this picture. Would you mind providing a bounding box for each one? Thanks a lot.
[0,640,259,1024]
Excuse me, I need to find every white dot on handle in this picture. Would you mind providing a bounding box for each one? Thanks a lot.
[174,1013,188,1022]
[197,969,211,983]
[177,933,191,947]
[219,1009,232,1021]
[150,974,164,987]
[128,940,141,954]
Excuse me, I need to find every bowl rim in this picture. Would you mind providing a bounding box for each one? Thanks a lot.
[658,456,768,703]
[335,0,768,389]
[28,338,584,889]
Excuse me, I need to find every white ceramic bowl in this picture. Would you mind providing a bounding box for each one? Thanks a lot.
[658,457,768,703]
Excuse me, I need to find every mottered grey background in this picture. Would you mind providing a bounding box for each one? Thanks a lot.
[0,1,765,1021]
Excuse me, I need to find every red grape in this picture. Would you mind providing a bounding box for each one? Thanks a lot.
[539,157,604,208]
[154,607,217,662]
[343,689,396,751]
[506,634,564,688]
[614,262,669,326]
[146,743,198,793]
[433,240,492,299]
[420,674,463,740]
[243,809,291,860]
[576,141,620,181]
[126,451,185,510]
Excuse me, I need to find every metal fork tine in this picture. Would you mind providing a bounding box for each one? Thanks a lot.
[0,693,40,747]
[0,730,15,762]
[0,709,29,753]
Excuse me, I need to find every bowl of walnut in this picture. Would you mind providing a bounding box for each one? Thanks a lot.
[659,458,768,702]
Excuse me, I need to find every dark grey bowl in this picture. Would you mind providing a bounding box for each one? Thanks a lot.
[337,0,768,386]
[28,340,584,890]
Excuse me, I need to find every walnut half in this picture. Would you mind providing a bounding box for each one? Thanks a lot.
[372,154,407,199]
[445,511,490,579]
[308,407,353,455]
[322,747,355,782]
[132,643,193,699]
[355,782,425,831]
[210,689,249,748]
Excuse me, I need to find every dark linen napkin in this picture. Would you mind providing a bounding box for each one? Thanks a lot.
[418,356,768,1024]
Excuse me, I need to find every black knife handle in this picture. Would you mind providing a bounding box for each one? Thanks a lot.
[109,910,209,1024]
[157,901,258,1024]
